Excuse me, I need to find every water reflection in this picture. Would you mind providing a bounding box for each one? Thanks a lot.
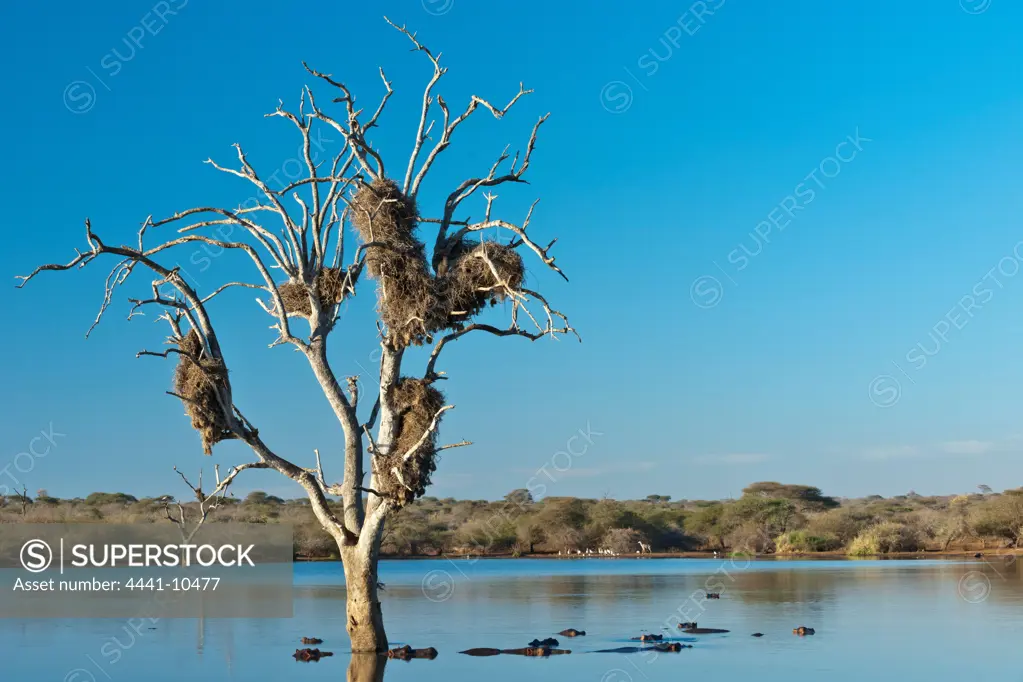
[4,558,1023,681]
[348,654,387,682]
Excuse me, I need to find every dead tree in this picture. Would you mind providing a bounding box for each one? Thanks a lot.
[17,18,575,653]
[163,464,261,542]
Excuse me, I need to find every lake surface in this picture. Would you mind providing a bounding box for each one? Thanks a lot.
[5,556,1022,680]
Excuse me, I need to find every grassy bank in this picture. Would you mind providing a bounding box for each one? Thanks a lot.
[3,483,1021,559]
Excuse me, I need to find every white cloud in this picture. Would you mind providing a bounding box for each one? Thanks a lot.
[939,440,994,455]
[862,440,996,460]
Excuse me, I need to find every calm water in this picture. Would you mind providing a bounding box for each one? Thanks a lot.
[5,556,1021,680]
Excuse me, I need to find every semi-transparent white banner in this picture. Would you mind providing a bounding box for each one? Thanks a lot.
[0,524,293,617]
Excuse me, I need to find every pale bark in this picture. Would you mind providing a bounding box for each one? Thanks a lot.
[18,18,575,655]
[341,544,387,652]
[347,653,387,682]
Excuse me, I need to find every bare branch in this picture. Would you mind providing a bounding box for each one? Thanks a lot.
[399,405,453,463]
[166,461,269,542]
[303,62,386,180]
[437,440,472,452]
[314,448,344,497]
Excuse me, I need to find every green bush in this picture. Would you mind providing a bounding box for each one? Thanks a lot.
[775,530,842,553]
[847,522,920,555]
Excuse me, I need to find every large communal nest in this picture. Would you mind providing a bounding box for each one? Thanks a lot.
[439,239,525,323]
[277,267,352,317]
[173,330,232,455]
[350,179,445,348]
[378,378,445,507]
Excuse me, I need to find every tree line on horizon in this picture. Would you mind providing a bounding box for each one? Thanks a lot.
[3,482,1022,557]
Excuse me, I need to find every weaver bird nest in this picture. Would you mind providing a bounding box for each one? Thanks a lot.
[378,377,445,506]
[174,330,232,455]
[439,239,525,324]
[277,267,353,317]
[351,179,527,348]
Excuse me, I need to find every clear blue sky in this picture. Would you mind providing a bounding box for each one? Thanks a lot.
[3,0,1023,503]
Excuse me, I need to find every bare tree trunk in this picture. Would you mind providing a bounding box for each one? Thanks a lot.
[340,536,388,652]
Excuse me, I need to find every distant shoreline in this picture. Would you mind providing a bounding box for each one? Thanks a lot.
[297,548,1019,562]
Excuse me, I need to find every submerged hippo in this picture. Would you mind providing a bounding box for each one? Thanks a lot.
[558,628,586,637]
[793,626,815,636]
[386,645,438,660]
[528,638,560,647]
[595,643,692,653]
[705,592,721,599]
[459,648,503,657]
[679,625,730,634]
[293,648,333,662]
[649,642,691,652]
[501,647,571,656]
[751,633,765,637]
[630,634,663,642]
[300,637,323,645]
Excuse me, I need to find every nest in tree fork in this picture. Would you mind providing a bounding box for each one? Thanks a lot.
[350,179,445,348]
[440,239,525,322]
[378,378,445,506]
[277,267,351,317]
[174,330,232,455]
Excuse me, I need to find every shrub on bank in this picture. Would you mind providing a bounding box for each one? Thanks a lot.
[775,530,842,553]
[847,522,921,555]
